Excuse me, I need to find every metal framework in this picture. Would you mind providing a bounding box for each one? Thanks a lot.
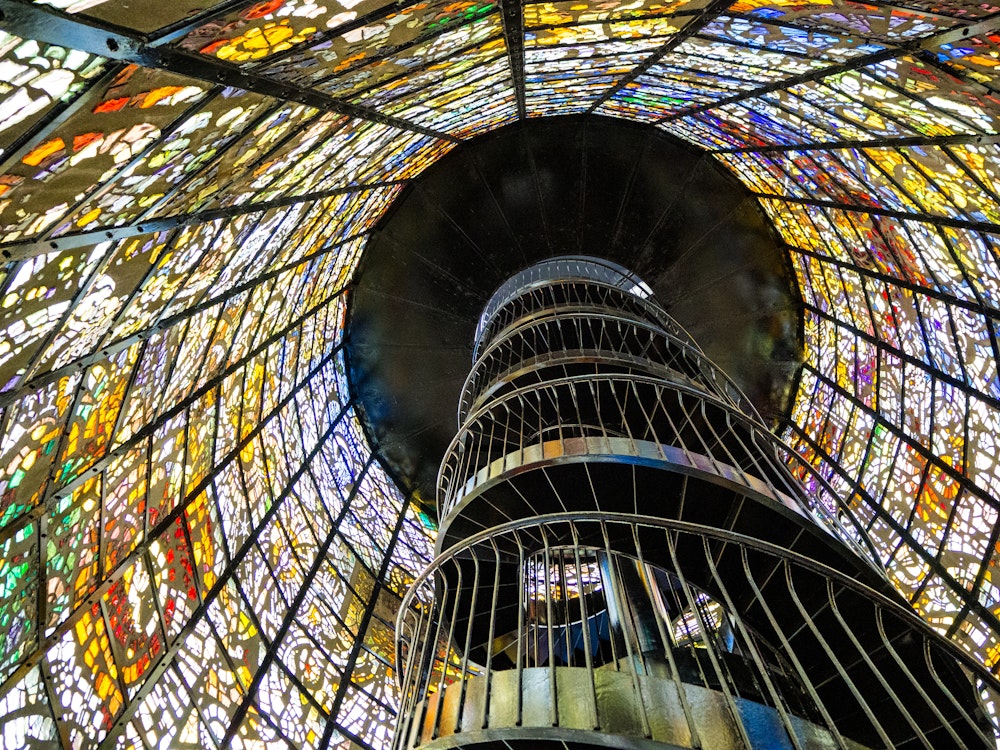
[3,0,1000,747]
[393,257,998,749]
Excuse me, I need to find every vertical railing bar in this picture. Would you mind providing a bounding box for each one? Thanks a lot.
[413,583,446,748]
[571,524,601,731]
[601,521,652,739]
[824,578,932,747]
[401,605,422,736]
[636,523,702,746]
[503,400,514,480]
[542,527,559,727]
[717,410,757,486]
[481,537,502,730]
[407,601,434,749]
[661,530,709,690]
[666,529,753,748]
[873,607,964,744]
[600,542,621,671]
[431,563,462,740]
[659,389,695,467]
[692,399,727,478]
[516,532,526,727]
[921,638,995,745]
[783,560,893,747]
[559,549,573,667]
[531,548,540,668]
[455,547,481,735]
[700,535,804,750]
[739,546,849,749]
[395,607,415,750]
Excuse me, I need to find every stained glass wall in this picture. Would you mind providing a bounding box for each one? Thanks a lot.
[2,0,1000,747]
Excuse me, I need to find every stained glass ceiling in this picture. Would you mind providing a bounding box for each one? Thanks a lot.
[1,0,1000,746]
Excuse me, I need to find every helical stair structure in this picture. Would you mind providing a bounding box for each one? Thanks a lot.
[392,257,998,750]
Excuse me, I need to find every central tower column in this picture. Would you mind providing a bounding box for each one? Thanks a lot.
[392,257,992,750]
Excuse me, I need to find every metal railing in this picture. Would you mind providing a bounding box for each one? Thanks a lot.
[393,257,996,750]
[441,372,880,565]
[473,273,693,359]
[394,514,999,750]
[461,307,755,422]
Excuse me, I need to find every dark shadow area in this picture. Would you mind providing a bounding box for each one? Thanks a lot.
[347,115,801,511]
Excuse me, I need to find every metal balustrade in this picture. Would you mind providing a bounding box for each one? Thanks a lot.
[473,276,694,360]
[460,308,753,423]
[395,514,999,750]
[442,372,877,563]
[473,256,656,349]
[392,257,999,750]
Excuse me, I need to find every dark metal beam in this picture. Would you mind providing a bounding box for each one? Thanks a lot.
[498,0,526,119]
[0,180,406,262]
[914,48,1000,98]
[854,0,963,21]
[291,9,504,97]
[802,300,1000,415]
[714,131,1000,155]
[95,400,366,749]
[218,449,383,747]
[784,242,1000,320]
[23,86,226,254]
[322,721,380,750]
[146,0,278,46]
[167,0,425,71]
[657,15,1000,124]
[781,418,1000,660]
[0,281,348,556]
[0,232,365,410]
[326,484,409,725]
[752,192,1000,235]
[750,134,1000,246]
[0,62,123,168]
[659,46,900,123]
[344,36,507,112]
[586,0,737,114]
[0,310,348,705]
[0,0,459,143]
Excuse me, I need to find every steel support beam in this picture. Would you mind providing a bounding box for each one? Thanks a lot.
[0,308,348,705]
[752,192,1000,235]
[0,233,363,410]
[782,417,1000,670]
[0,63,122,170]
[325,468,409,728]
[96,399,366,749]
[0,0,459,143]
[0,180,405,262]
[715,132,1000,155]
[658,16,1000,124]
[802,300,1000,413]
[0,280,348,559]
[784,242,1000,320]
[586,0,737,114]
[498,0,526,119]
[147,0,419,54]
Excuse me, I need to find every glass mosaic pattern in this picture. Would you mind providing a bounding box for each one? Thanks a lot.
[3,0,1000,746]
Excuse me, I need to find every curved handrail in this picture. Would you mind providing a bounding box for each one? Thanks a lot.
[475,256,655,348]
[462,308,757,423]
[395,511,1000,698]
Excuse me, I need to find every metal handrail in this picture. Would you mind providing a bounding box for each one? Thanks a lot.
[391,258,996,750]
[394,513,998,750]
[462,307,757,423]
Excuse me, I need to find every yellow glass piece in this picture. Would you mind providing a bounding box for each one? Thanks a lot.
[213,20,318,62]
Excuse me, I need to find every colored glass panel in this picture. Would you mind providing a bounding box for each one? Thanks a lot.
[3,0,1000,747]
